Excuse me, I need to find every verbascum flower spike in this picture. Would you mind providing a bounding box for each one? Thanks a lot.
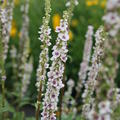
[63,79,76,118]
[41,16,69,120]
[41,0,77,119]
[76,25,94,98]
[95,1,120,118]
[98,100,112,119]
[0,3,7,108]
[21,57,33,97]
[2,0,14,60]
[99,0,120,88]
[18,0,30,80]
[35,0,51,119]
[82,26,106,118]
[0,7,7,60]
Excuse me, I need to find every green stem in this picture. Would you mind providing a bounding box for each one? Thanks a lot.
[59,66,66,120]
[36,81,43,120]
[59,1,76,119]
[1,80,5,107]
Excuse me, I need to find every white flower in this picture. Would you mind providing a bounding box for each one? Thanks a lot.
[98,101,112,115]
[56,26,61,32]
[58,32,69,41]
[103,12,119,25]
[106,0,118,10]
[52,50,60,58]
[67,79,75,87]
[66,0,78,7]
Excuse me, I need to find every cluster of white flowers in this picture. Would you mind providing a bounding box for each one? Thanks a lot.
[107,88,120,108]
[76,26,93,93]
[35,1,51,119]
[10,46,17,59]
[0,1,14,60]
[0,8,8,60]
[15,0,33,98]
[65,79,75,100]
[18,0,30,79]
[36,0,51,94]
[36,25,51,91]
[98,101,112,120]
[6,1,14,38]
[63,79,75,108]
[106,0,120,10]
[41,18,69,120]
[115,88,120,104]
[82,27,105,117]
[101,0,120,85]
[63,79,77,119]
[66,0,78,7]
[103,0,120,37]
[95,1,120,119]
[21,59,33,97]
[0,7,7,81]
[87,101,112,120]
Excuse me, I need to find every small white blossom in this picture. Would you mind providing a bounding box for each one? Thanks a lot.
[106,0,120,10]
[66,0,78,7]
[103,12,119,25]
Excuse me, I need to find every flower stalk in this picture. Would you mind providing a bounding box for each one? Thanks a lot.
[75,25,94,100]
[82,26,106,118]
[0,4,7,120]
[41,0,78,119]
[59,1,78,119]
[35,0,51,119]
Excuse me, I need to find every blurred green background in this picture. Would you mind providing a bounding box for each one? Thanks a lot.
[6,0,107,100]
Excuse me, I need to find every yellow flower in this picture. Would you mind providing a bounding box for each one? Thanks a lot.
[14,0,20,6]
[10,20,17,37]
[71,19,78,27]
[86,1,94,6]
[10,27,17,37]
[86,0,98,7]
[100,1,106,8]
[52,14,61,30]
[69,31,73,41]
[93,0,98,5]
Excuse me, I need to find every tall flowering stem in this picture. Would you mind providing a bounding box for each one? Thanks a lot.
[18,0,30,81]
[18,0,32,98]
[0,8,6,108]
[35,0,51,119]
[75,25,93,100]
[96,1,120,118]
[21,58,33,97]
[41,0,77,119]
[82,27,106,118]
[0,0,13,113]
[2,0,14,60]
[62,79,76,119]
[100,0,120,88]
[59,1,78,119]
